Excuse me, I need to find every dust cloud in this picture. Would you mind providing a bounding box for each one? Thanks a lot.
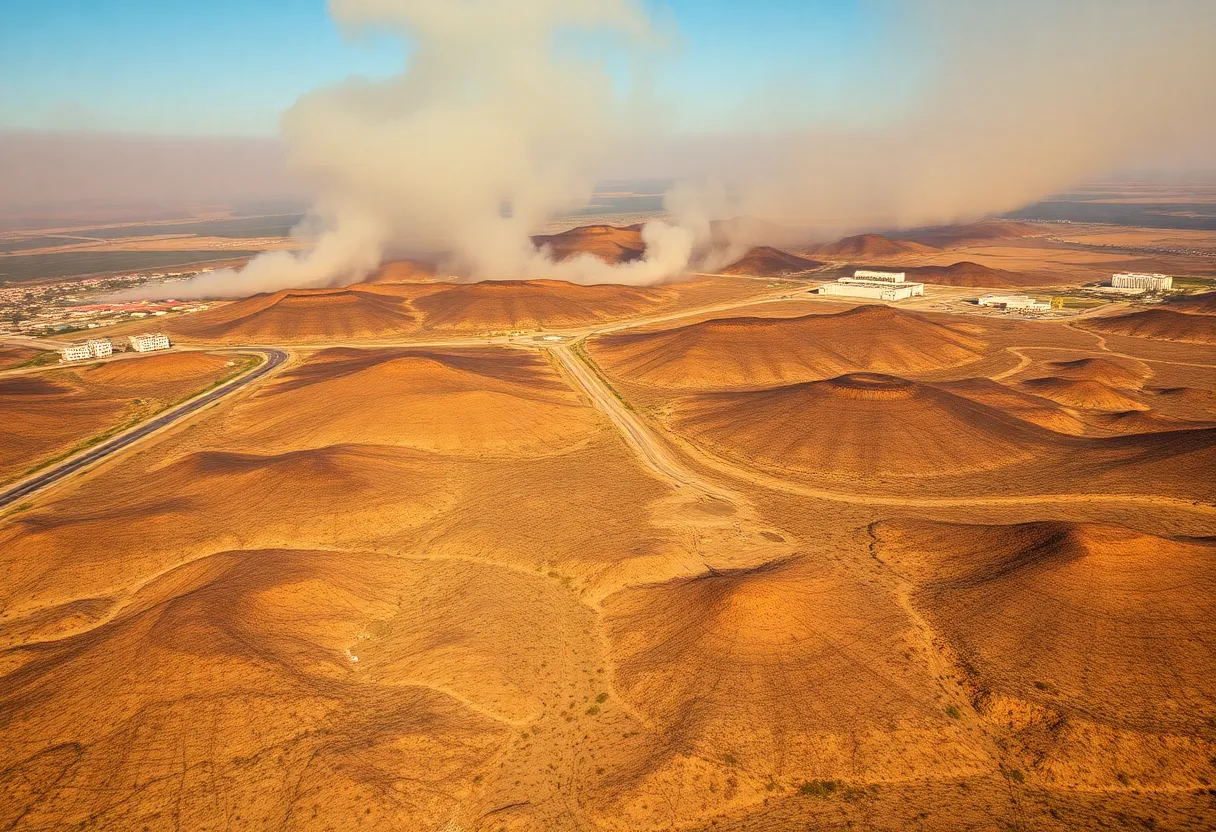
[127,0,1216,300]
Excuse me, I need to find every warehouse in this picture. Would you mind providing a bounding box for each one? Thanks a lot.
[818,270,924,301]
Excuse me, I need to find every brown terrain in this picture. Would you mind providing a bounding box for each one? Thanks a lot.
[901,260,1057,288]
[532,223,645,264]
[3,216,1216,832]
[810,232,937,258]
[590,305,990,389]
[1078,307,1216,345]
[717,246,824,275]
[0,346,45,370]
[0,352,245,483]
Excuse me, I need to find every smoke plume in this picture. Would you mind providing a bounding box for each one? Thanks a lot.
[126,0,1216,300]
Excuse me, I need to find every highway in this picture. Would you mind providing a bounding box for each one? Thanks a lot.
[0,348,288,510]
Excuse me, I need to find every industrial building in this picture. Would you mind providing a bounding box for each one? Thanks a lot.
[1112,272,1172,291]
[128,332,171,353]
[818,270,925,301]
[59,337,113,363]
[977,294,1051,312]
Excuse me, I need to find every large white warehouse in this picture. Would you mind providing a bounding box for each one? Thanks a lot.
[818,269,924,301]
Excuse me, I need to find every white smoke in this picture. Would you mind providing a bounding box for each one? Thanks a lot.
[117,0,1216,300]
[122,0,675,301]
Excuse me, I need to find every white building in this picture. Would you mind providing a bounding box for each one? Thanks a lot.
[818,271,924,301]
[59,343,93,362]
[1112,272,1172,291]
[852,269,907,284]
[128,332,171,353]
[978,294,1051,312]
[59,337,113,362]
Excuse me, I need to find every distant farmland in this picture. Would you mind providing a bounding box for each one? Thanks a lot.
[0,250,261,284]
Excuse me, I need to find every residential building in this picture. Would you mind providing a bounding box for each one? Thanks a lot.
[128,332,171,353]
[87,338,113,358]
[59,343,93,362]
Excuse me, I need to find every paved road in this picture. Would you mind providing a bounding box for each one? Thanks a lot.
[0,348,288,510]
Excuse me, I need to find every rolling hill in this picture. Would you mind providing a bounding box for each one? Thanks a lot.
[874,520,1216,735]
[901,261,1056,288]
[1167,290,1216,315]
[1019,377,1148,412]
[592,305,989,389]
[531,224,645,264]
[238,346,599,455]
[1077,308,1216,345]
[672,373,1052,477]
[167,284,421,342]
[717,246,823,276]
[411,279,673,330]
[810,233,936,259]
[900,220,1040,248]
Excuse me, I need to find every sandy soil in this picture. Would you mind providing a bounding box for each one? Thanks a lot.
[2,234,1215,831]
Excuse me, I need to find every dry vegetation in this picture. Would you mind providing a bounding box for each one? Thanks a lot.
[2,220,1216,831]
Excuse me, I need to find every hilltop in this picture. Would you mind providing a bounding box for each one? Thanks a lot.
[717,246,823,276]
[166,284,422,342]
[672,373,1050,477]
[901,260,1056,288]
[411,279,673,330]
[531,224,645,264]
[592,305,989,389]
[1167,290,1216,315]
[900,220,1041,248]
[1077,307,1216,345]
[810,233,937,259]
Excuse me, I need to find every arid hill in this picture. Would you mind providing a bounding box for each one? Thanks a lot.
[1089,409,1206,434]
[901,220,1040,248]
[717,246,823,275]
[902,260,1055,288]
[0,352,240,482]
[1167,290,1216,315]
[1077,307,1216,345]
[532,224,645,264]
[810,233,936,259]
[238,347,598,455]
[167,284,421,342]
[874,520,1216,737]
[411,279,672,330]
[592,305,989,389]
[1042,357,1151,388]
[1019,377,1147,412]
[936,377,1090,435]
[601,555,981,780]
[672,373,1051,477]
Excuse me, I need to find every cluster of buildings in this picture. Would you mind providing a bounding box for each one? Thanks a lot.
[59,332,171,363]
[817,270,925,301]
[977,294,1052,313]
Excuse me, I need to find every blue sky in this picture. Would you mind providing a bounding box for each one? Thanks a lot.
[0,0,915,137]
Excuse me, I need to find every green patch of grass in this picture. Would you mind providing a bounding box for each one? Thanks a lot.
[945,705,962,719]
[798,779,841,798]
[721,754,737,767]
[14,350,59,370]
[1005,768,1025,784]
[584,705,600,716]
[595,692,609,704]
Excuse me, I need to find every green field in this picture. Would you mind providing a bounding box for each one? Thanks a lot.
[0,250,260,284]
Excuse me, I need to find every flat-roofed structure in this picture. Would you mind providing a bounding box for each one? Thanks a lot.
[128,332,171,353]
[1112,272,1172,291]
[87,338,113,358]
[852,269,907,284]
[818,270,924,301]
[978,294,1050,312]
[59,343,93,363]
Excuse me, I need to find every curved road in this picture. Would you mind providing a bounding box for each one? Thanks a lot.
[0,348,288,510]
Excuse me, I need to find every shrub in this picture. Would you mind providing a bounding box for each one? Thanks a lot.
[798,780,841,798]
